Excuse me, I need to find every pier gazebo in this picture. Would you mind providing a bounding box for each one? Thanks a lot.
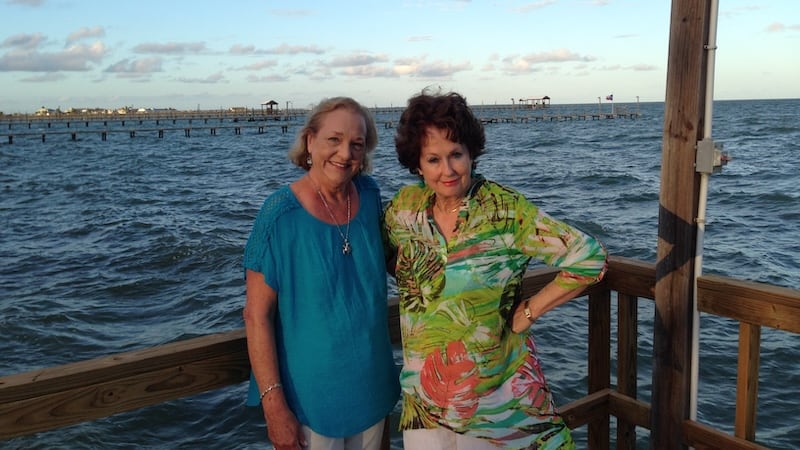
[260,99,279,115]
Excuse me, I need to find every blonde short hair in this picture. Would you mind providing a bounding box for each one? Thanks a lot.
[287,97,378,173]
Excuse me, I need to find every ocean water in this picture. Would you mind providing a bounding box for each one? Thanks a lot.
[1,99,798,449]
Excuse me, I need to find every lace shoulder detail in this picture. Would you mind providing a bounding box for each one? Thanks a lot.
[257,186,299,237]
[243,186,300,274]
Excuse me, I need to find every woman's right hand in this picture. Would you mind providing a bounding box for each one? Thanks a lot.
[265,405,307,450]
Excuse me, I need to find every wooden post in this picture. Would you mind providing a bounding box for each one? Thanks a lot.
[617,293,639,450]
[735,322,760,440]
[588,289,611,450]
[650,0,711,448]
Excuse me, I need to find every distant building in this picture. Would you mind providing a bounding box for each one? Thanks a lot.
[63,107,106,115]
[261,100,279,114]
[518,96,551,109]
[35,106,59,116]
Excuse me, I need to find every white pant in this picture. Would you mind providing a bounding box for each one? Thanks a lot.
[403,428,500,450]
[300,419,385,450]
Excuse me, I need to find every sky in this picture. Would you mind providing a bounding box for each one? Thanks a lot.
[0,0,798,114]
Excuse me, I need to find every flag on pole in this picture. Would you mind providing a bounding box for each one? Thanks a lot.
[606,94,614,101]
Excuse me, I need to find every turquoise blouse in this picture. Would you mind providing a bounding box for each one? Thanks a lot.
[244,175,399,437]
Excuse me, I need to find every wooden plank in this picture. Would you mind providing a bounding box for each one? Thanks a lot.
[560,388,611,429]
[0,344,250,439]
[616,293,640,450]
[651,1,711,448]
[683,420,770,450]
[734,322,761,441]
[588,289,612,394]
[605,256,656,299]
[697,274,800,332]
[588,289,611,450]
[0,329,248,403]
[608,391,651,429]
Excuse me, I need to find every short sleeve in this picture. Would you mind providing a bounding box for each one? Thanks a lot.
[243,187,297,290]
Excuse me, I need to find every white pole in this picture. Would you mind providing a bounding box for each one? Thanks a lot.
[690,0,720,424]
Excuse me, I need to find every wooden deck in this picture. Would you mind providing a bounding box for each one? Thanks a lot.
[1,256,797,449]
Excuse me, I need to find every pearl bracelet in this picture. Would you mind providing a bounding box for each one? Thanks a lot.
[259,382,283,401]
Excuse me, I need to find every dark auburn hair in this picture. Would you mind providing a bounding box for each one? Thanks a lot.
[394,90,486,175]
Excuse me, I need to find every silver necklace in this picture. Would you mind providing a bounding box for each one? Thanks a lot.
[315,183,352,255]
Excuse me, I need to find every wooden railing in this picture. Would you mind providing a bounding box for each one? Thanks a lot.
[2,256,798,449]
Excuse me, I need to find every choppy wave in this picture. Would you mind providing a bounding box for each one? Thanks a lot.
[1,99,798,449]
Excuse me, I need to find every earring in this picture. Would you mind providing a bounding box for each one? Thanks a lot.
[306,155,312,166]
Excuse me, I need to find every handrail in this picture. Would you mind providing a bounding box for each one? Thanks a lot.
[1,256,797,449]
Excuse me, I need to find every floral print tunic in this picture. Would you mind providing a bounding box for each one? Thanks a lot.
[383,175,607,449]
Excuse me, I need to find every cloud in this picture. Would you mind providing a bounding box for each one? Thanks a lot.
[0,41,107,71]
[630,64,659,71]
[340,65,399,78]
[230,44,258,55]
[720,5,764,19]
[595,63,658,72]
[247,74,290,82]
[7,0,45,6]
[228,44,325,56]
[133,42,207,54]
[766,22,800,32]
[264,43,325,55]
[408,36,433,42]
[269,9,314,17]
[66,26,105,44]
[176,72,226,83]
[104,57,163,77]
[525,48,595,63]
[237,60,279,70]
[413,60,472,78]
[500,48,595,74]
[329,53,389,67]
[19,72,67,82]
[1,33,46,50]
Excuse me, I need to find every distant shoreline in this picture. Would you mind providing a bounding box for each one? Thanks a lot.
[2,97,797,119]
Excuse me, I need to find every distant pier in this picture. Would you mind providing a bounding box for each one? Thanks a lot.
[479,111,641,124]
[1,105,641,144]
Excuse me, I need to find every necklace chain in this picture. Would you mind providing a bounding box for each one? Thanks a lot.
[436,197,463,214]
[313,180,352,255]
